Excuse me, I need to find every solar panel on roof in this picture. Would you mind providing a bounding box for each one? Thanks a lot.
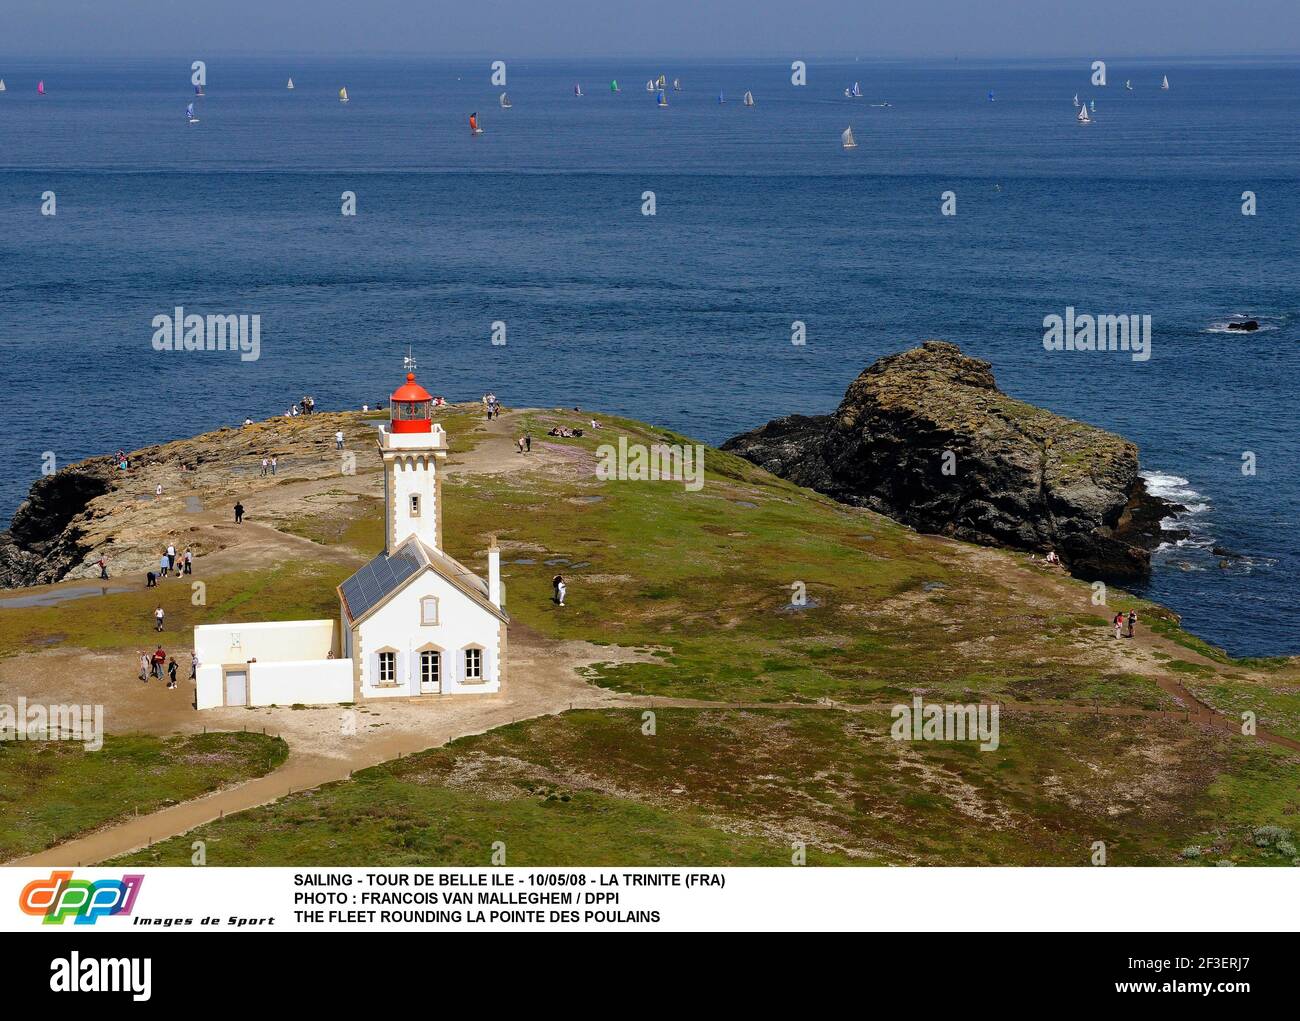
[340,541,423,621]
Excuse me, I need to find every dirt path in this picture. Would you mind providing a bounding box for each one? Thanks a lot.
[15,662,1298,866]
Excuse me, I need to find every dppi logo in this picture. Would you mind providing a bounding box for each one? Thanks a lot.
[19,871,144,925]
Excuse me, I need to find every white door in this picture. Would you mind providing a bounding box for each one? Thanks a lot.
[225,669,248,706]
[419,650,440,694]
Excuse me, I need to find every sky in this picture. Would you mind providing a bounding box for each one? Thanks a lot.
[1,0,1297,59]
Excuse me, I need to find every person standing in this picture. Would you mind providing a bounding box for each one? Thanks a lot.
[1126,610,1138,639]
[138,651,149,682]
[183,547,193,575]
[159,552,170,578]
[151,645,166,678]
[167,657,179,689]
[260,457,269,477]
[335,429,345,450]
[190,650,200,681]
[271,456,278,476]
[234,501,244,524]
[524,433,531,453]
[1113,613,1123,640]
[98,556,108,580]
[154,605,165,632]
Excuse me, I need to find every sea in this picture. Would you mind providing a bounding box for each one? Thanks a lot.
[0,55,1296,656]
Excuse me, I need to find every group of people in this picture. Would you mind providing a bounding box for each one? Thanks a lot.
[139,645,197,690]
[482,392,502,420]
[1113,610,1139,640]
[548,425,585,438]
[259,456,279,476]
[146,542,193,587]
[514,433,533,454]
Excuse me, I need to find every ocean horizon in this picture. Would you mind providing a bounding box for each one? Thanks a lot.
[1,55,1296,656]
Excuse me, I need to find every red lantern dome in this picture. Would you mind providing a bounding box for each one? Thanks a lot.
[390,372,432,433]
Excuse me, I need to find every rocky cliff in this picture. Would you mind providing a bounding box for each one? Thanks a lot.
[722,341,1183,580]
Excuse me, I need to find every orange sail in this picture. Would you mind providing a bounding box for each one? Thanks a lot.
[469,114,478,132]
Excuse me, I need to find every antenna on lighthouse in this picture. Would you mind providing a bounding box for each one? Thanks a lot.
[403,346,417,374]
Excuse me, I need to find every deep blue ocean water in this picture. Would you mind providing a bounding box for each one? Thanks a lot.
[0,56,1296,655]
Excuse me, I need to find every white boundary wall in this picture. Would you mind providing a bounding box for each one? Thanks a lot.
[249,658,354,707]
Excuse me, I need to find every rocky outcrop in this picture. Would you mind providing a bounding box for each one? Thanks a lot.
[722,341,1182,581]
[0,461,116,587]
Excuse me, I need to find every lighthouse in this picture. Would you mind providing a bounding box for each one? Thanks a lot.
[380,372,447,553]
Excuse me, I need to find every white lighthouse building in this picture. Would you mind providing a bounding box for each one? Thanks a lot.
[194,372,507,709]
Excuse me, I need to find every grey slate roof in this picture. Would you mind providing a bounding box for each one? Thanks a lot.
[338,535,508,625]
[338,537,425,623]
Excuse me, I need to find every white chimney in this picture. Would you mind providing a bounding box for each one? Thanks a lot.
[488,540,501,608]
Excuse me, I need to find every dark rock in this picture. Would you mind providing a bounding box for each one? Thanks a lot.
[723,341,1173,582]
[1,459,115,587]
[1226,320,1260,332]
[1211,546,1244,559]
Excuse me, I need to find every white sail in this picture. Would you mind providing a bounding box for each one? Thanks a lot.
[1161,75,1169,90]
[1077,104,1090,123]
[500,92,511,108]
[646,79,655,92]
[339,86,349,102]
[743,90,754,106]
[0,80,6,92]
[287,77,294,90]
[841,126,857,148]
[673,77,681,91]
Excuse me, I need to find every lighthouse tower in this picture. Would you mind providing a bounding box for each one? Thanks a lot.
[380,372,446,553]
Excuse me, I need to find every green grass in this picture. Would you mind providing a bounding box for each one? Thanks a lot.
[113,708,1300,866]
[0,732,287,862]
[0,561,351,659]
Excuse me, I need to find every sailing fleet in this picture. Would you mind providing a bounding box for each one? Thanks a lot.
[0,64,1176,144]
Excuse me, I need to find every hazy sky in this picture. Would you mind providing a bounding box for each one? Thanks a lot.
[2,0,1297,58]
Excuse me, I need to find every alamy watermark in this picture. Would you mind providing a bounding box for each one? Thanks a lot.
[151,307,261,362]
[1042,307,1151,362]
[595,436,704,491]
[891,696,1000,751]
[1,698,104,751]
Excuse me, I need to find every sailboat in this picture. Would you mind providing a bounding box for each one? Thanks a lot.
[1161,74,1170,90]
[37,80,45,95]
[1124,79,1133,91]
[656,74,666,89]
[718,90,725,104]
[987,89,995,102]
[743,90,754,107]
[287,77,294,90]
[672,77,681,91]
[499,92,512,109]
[195,83,204,97]
[610,79,620,93]
[657,89,668,107]
[1073,93,1079,107]
[841,126,857,149]
[646,79,655,92]
[852,81,863,98]
[0,80,6,93]
[338,86,349,103]
[1077,104,1091,124]
[186,102,199,124]
[469,112,483,135]
[1090,99,1096,112]
[574,83,583,96]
